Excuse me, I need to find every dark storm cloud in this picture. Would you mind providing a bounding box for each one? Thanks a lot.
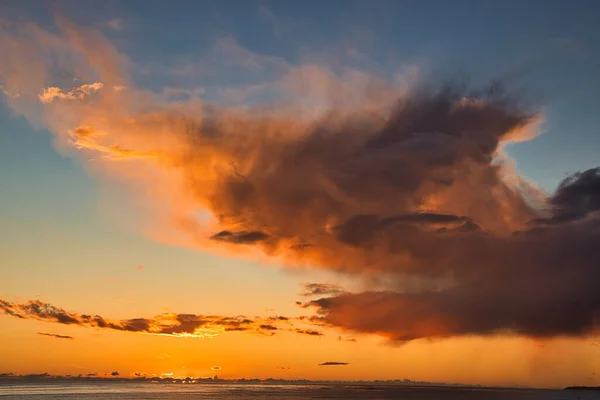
[304,169,600,341]
[331,212,480,246]
[194,84,540,283]
[534,167,600,225]
[2,15,599,343]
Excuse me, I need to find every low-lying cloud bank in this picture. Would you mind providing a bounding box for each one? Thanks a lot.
[0,299,322,339]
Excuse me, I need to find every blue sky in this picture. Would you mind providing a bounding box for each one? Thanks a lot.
[3,0,599,190]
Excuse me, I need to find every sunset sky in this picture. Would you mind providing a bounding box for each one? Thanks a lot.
[1,0,600,389]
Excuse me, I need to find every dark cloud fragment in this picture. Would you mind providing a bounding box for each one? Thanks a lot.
[37,332,74,340]
[534,168,600,225]
[293,328,324,336]
[300,283,344,297]
[210,230,268,244]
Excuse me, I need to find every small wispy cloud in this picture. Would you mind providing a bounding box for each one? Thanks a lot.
[210,366,221,371]
[38,83,104,103]
[318,361,349,366]
[68,126,161,161]
[37,332,74,340]
[293,328,323,336]
[300,283,344,297]
[105,18,123,31]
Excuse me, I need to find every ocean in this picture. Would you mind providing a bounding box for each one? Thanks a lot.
[0,383,597,400]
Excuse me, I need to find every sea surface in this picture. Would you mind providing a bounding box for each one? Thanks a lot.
[0,383,598,400]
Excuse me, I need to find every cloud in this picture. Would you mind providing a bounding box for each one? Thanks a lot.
[2,18,600,343]
[38,83,104,103]
[0,299,303,339]
[303,172,600,340]
[267,316,289,322]
[111,371,119,376]
[105,19,123,31]
[300,283,344,297]
[68,126,161,161]
[293,329,323,336]
[37,332,74,340]
[300,168,600,342]
[257,5,299,42]
[533,168,600,225]
[210,366,221,371]
[258,324,278,332]
[318,362,349,366]
[210,230,269,244]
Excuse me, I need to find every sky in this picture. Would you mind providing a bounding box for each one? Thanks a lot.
[1,0,600,389]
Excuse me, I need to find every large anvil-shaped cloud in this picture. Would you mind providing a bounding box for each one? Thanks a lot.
[1,18,599,342]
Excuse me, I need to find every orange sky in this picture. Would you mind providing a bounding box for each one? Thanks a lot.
[2,5,600,390]
[2,313,599,387]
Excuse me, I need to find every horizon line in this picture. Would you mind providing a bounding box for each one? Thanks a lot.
[0,373,559,390]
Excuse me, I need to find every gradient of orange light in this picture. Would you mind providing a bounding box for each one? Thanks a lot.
[1,316,599,388]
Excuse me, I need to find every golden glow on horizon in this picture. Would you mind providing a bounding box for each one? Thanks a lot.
[1,315,600,388]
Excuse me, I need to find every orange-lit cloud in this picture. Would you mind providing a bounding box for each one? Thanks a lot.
[0,298,327,339]
[2,18,599,343]
[0,299,308,339]
[38,82,104,103]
